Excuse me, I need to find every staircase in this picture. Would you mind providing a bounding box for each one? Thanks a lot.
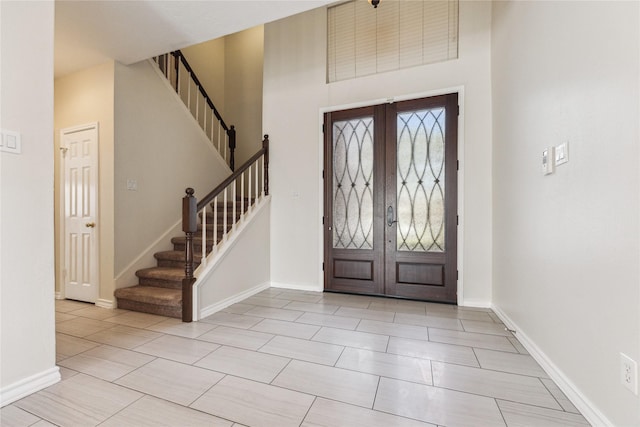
[114,51,269,321]
[114,200,249,318]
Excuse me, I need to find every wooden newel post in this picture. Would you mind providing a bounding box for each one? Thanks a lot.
[263,134,269,196]
[228,125,237,172]
[182,188,197,322]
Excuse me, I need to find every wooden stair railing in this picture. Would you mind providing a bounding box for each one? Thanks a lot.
[181,135,270,322]
[154,50,237,170]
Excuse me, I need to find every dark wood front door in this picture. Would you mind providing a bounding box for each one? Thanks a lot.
[324,94,458,303]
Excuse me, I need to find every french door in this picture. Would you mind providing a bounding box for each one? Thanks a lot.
[323,94,458,303]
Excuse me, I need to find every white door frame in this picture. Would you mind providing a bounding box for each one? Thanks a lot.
[58,122,100,302]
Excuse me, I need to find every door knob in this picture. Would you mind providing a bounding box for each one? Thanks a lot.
[85,222,96,228]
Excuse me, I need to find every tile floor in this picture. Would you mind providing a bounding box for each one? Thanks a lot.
[2,289,591,427]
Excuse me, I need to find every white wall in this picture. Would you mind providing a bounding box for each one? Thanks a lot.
[197,199,271,317]
[0,0,59,404]
[491,2,640,425]
[54,62,116,304]
[113,60,231,286]
[263,2,493,303]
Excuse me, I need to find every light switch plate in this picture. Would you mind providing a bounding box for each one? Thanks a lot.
[0,129,22,154]
[126,179,138,191]
[555,142,569,166]
[542,147,555,175]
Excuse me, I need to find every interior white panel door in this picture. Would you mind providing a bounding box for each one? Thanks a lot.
[63,124,99,303]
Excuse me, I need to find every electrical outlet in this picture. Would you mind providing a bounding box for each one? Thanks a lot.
[620,353,638,395]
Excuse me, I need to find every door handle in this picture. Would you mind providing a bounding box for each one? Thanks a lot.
[85,222,96,228]
[387,206,397,227]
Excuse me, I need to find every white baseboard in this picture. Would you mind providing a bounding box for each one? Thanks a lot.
[54,292,63,300]
[198,281,270,320]
[0,367,60,407]
[95,298,115,309]
[270,281,323,292]
[491,304,612,427]
[460,298,492,309]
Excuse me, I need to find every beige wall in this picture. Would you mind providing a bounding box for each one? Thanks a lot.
[113,60,231,286]
[54,61,116,304]
[181,37,226,121]
[182,26,265,167]
[491,1,640,425]
[225,26,264,165]
[263,2,493,303]
[0,0,58,402]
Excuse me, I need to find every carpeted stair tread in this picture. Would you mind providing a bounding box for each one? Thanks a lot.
[196,223,233,231]
[171,236,216,245]
[136,267,185,281]
[114,286,182,318]
[154,250,202,262]
[154,251,202,269]
[114,285,182,306]
[135,267,184,289]
[153,251,200,261]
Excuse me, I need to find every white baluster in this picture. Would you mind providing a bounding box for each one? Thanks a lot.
[223,187,228,242]
[203,103,207,136]
[255,161,259,204]
[213,196,218,251]
[217,123,221,154]
[170,55,174,85]
[233,179,237,229]
[248,166,252,213]
[187,73,191,112]
[261,155,265,199]
[196,92,200,123]
[201,205,207,264]
[241,172,245,220]
[210,111,214,144]
[177,62,181,97]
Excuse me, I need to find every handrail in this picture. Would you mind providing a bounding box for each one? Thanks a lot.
[153,50,237,170]
[180,135,269,322]
[197,136,269,211]
[171,51,228,132]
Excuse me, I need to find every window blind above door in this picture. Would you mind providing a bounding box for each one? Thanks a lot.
[327,0,459,83]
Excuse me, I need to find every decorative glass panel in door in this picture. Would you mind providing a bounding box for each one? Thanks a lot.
[396,107,446,252]
[332,117,374,250]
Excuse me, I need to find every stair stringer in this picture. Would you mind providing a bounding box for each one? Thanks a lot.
[193,195,271,321]
[114,218,181,292]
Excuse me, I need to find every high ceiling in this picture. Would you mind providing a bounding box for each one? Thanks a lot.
[54,0,333,77]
